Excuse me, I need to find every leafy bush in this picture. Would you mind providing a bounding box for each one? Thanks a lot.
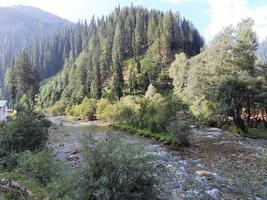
[167,119,191,146]
[130,94,172,133]
[96,97,138,123]
[0,114,50,168]
[227,124,242,134]
[62,135,161,200]
[18,149,64,185]
[51,99,68,116]
[67,97,97,120]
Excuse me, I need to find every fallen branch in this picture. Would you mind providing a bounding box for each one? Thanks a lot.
[0,178,33,199]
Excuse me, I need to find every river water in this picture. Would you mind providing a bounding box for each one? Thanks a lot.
[48,116,266,200]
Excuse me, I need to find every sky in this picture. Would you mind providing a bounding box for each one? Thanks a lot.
[0,0,267,42]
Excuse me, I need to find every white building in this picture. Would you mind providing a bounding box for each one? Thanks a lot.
[0,100,8,122]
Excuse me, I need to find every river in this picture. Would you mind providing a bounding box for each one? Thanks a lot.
[47,116,267,200]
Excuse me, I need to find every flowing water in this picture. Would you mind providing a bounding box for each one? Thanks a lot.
[48,116,266,200]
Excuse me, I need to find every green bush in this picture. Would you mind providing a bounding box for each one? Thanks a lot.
[18,149,63,185]
[167,119,191,146]
[227,124,242,134]
[96,98,111,120]
[0,114,50,168]
[67,97,97,120]
[130,94,172,133]
[59,135,161,200]
[96,97,138,123]
[51,99,68,116]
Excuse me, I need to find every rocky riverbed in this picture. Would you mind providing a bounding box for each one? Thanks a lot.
[48,116,267,200]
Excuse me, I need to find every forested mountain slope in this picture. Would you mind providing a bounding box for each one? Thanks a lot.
[39,6,204,107]
[0,5,72,89]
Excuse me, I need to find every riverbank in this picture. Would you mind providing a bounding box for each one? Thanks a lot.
[48,116,267,199]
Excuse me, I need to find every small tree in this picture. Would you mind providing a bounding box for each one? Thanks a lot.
[217,79,249,132]
[66,135,161,200]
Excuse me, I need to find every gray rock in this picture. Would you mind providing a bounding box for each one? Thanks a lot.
[206,188,220,199]
[196,176,208,186]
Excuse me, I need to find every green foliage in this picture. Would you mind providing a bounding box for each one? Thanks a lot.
[67,97,97,120]
[244,128,267,138]
[131,94,171,133]
[0,113,50,168]
[38,6,203,107]
[218,79,249,132]
[140,49,161,82]
[115,123,179,145]
[167,119,191,146]
[96,98,112,120]
[17,149,63,185]
[59,135,161,200]
[96,94,191,146]
[0,171,48,200]
[169,53,189,94]
[16,94,33,114]
[227,125,242,134]
[170,18,266,129]
[50,99,68,116]
[4,51,39,104]
[96,97,136,123]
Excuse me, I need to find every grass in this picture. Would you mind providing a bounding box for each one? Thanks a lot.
[113,123,180,145]
[243,128,267,138]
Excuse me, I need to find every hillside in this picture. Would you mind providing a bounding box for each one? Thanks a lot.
[0,5,71,89]
[39,6,204,107]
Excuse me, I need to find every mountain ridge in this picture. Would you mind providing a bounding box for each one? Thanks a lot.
[0,5,73,89]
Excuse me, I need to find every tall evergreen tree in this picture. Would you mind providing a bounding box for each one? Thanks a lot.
[112,17,125,100]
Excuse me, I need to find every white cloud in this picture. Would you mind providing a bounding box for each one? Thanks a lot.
[205,0,267,42]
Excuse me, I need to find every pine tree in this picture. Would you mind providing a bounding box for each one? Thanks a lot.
[8,51,40,103]
[4,61,17,108]
[112,17,124,100]
[161,12,173,66]
[134,9,145,60]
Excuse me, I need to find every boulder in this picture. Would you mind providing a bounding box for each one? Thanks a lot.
[196,170,211,177]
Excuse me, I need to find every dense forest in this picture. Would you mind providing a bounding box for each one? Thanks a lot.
[4,6,267,132]
[0,5,72,90]
[1,4,267,200]
[37,6,204,106]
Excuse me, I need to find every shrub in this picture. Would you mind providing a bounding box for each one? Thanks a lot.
[167,119,191,146]
[96,98,111,120]
[131,94,171,133]
[67,97,97,120]
[227,124,242,134]
[18,149,64,185]
[64,135,161,200]
[51,99,68,116]
[0,114,50,168]
[96,97,138,123]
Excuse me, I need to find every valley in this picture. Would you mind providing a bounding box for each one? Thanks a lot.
[0,2,266,200]
[48,116,267,200]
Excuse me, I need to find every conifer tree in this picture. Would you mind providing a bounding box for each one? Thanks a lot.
[112,17,124,100]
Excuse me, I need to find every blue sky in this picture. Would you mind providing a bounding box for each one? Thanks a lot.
[0,0,267,42]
